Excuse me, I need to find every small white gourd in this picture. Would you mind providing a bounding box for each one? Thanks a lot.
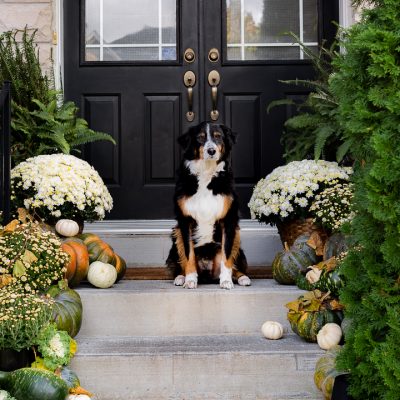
[66,395,92,400]
[87,261,117,289]
[261,321,284,340]
[55,219,80,237]
[306,266,322,284]
[317,323,342,350]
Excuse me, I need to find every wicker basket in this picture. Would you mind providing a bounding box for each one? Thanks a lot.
[277,218,327,248]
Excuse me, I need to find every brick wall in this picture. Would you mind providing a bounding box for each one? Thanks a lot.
[0,0,55,71]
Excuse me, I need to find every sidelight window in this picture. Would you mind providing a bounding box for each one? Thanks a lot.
[226,0,319,61]
[85,0,177,62]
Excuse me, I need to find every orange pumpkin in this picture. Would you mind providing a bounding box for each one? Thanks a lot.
[61,238,90,287]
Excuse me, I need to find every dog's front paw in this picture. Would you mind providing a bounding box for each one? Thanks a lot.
[183,273,198,289]
[220,280,234,290]
[174,275,185,286]
[238,275,252,286]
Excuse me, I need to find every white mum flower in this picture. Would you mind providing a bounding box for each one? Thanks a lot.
[248,160,352,223]
[11,154,113,220]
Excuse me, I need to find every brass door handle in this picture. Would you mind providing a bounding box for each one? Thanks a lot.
[208,70,220,121]
[184,71,196,122]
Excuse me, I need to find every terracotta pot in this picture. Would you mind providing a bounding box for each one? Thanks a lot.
[0,347,35,371]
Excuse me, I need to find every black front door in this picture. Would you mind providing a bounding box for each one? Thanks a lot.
[64,0,338,219]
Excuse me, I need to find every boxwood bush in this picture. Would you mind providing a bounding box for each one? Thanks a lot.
[330,1,400,398]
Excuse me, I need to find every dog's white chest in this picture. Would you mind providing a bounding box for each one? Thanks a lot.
[184,186,224,223]
[184,160,225,246]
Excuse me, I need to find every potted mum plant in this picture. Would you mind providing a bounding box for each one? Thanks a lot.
[248,160,352,245]
[11,154,113,229]
[0,218,69,370]
[0,284,54,371]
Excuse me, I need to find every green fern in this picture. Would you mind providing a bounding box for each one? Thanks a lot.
[11,98,115,163]
[268,35,353,164]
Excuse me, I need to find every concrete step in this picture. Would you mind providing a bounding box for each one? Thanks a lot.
[76,280,304,337]
[71,333,323,400]
[84,219,282,267]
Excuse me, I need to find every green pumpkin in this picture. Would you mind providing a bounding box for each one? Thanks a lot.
[289,308,342,342]
[286,292,343,342]
[314,346,347,399]
[46,283,83,338]
[273,244,316,285]
[323,233,348,260]
[292,235,319,264]
[0,368,68,400]
[78,233,127,281]
[59,367,80,390]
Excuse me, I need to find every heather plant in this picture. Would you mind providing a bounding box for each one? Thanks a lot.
[330,1,400,398]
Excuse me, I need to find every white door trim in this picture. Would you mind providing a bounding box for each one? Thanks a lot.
[339,0,355,29]
[54,0,64,91]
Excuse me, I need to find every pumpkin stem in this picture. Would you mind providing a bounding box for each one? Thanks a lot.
[284,242,290,252]
[70,386,93,396]
[320,290,331,303]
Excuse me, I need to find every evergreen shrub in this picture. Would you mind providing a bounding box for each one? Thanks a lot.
[330,1,400,398]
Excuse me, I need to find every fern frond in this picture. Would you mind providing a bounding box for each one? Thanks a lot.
[267,99,296,113]
[69,130,116,148]
[314,125,335,160]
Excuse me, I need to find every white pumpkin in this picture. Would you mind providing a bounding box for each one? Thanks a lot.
[261,321,284,340]
[306,266,322,284]
[87,261,117,289]
[317,323,342,350]
[67,395,92,400]
[55,219,80,237]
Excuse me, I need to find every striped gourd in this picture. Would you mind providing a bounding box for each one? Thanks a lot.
[316,265,344,296]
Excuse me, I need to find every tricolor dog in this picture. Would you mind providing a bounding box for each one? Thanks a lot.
[166,121,251,289]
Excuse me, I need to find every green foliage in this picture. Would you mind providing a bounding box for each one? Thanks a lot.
[0,284,54,351]
[0,28,115,165]
[0,29,52,110]
[268,37,352,163]
[330,1,400,398]
[11,98,116,164]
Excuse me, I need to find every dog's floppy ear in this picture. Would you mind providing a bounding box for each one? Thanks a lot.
[221,125,237,144]
[178,125,199,149]
[177,132,191,149]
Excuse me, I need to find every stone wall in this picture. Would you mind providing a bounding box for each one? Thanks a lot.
[0,0,55,71]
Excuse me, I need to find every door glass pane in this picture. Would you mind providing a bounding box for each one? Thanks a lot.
[226,0,319,61]
[85,0,177,62]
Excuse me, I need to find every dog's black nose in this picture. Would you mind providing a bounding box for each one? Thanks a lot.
[207,148,216,156]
